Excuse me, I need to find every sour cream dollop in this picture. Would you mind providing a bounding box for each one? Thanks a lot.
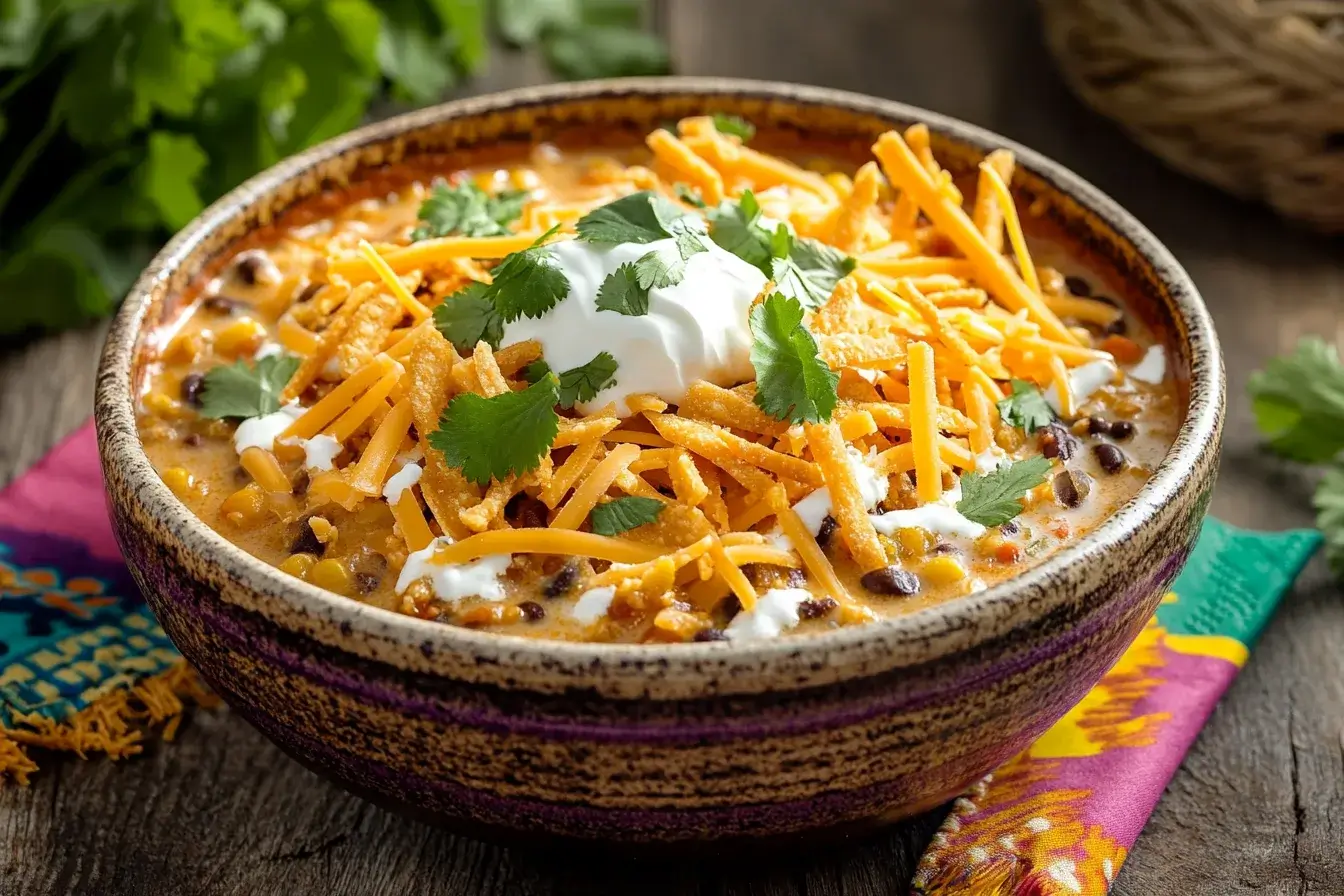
[501,238,768,415]
[1046,359,1118,415]
[395,537,509,603]
[233,404,303,455]
[725,588,812,640]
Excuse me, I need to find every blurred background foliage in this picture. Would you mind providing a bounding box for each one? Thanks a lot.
[0,0,668,338]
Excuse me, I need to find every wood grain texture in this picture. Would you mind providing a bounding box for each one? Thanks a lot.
[2,2,1342,893]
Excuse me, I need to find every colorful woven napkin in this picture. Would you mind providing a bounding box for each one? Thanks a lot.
[0,423,1321,896]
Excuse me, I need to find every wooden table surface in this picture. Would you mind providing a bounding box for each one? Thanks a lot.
[3,2,1342,893]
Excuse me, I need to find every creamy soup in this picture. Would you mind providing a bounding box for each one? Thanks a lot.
[136,117,1180,643]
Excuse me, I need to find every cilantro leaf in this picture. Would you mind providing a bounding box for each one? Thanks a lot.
[199,355,301,420]
[542,26,669,80]
[410,181,528,241]
[428,374,560,486]
[589,496,665,536]
[523,359,552,384]
[488,233,570,322]
[575,190,691,245]
[749,293,839,424]
[996,379,1056,434]
[1313,467,1344,575]
[674,183,706,208]
[557,352,619,408]
[434,282,504,353]
[712,114,755,142]
[595,263,648,316]
[956,456,1053,527]
[708,190,772,274]
[1248,337,1344,463]
[771,230,857,309]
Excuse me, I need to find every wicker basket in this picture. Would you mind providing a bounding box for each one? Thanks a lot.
[1039,0,1344,231]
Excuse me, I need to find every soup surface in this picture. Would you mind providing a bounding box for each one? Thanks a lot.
[137,117,1180,643]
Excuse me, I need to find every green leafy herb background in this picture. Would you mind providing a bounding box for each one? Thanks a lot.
[0,0,668,338]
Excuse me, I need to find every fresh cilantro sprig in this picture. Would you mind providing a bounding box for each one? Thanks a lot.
[433,227,568,351]
[0,2,668,338]
[749,293,839,424]
[523,353,619,408]
[769,226,857,310]
[577,191,709,317]
[1249,337,1344,575]
[997,379,1056,434]
[198,355,301,420]
[409,181,528,241]
[589,496,665,536]
[674,183,706,208]
[428,374,561,486]
[712,114,755,142]
[708,192,856,308]
[956,456,1053,527]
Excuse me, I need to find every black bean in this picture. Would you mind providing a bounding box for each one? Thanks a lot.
[693,628,728,642]
[1064,275,1092,297]
[179,373,205,407]
[797,597,838,620]
[784,567,807,588]
[860,566,921,596]
[182,433,203,448]
[1093,443,1126,474]
[233,251,270,285]
[1092,294,1121,308]
[354,572,381,595]
[1104,316,1128,336]
[1053,469,1091,509]
[999,519,1020,536]
[517,601,545,622]
[1039,423,1079,461]
[202,294,245,315]
[295,281,324,304]
[1108,420,1135,441]
[352,549,388,580]
[292,469,310,496]
[656,485,676,498]
[931,542,958,555]
[816,515,838,548]
[505,494,548,529]
[543,562,580,598]
[717,594,743,623]
[288,519,323,556]
[1086,416,1111,436]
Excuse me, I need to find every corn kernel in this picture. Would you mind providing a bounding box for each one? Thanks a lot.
[510,168,542,191]
[162,332,203,364]
[896,527,934,559]
[220,483,267,526]
[161,467,206,500]
[144,392,183,420]
[280,553,317,580]
[310,558,352,596]
[214,317,268,358]
[307,516,337,546]
[921,555,967,586]
[838,603,877,625]
[458,604,507,627]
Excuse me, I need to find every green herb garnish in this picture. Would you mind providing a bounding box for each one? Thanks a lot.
[749,293,839,424]
[674,183,706,208]
[769,227,857,310]
[575,190,692,246]
[589,496,665,536]
[409,182,528,241]
[198,355,300,420]
[711,114,755,142]
[1249,336,1344,574]
[433,282,504,353]
[428,374,561,486]
[996,378,1056,434]
[557,352,619,408]
[594,262,648,317]
[578,192,709,315]
[956,456,1053,527]
[708,190,772,275]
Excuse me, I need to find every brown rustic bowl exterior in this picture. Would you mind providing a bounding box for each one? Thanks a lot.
[95,78,1224,844]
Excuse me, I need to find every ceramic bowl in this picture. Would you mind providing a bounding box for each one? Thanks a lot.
[95,78,1223,844]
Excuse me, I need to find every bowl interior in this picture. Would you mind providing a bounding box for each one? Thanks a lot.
[97,78,1223,695]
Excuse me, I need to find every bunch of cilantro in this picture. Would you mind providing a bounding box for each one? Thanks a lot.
[1249,337,1344,575]
[0,0,668,339]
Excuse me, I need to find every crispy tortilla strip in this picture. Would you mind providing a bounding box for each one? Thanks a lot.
[554,416,621,447]
[541,438,603,508]
[407,327,478,539]
[646,414,790,494]
[551,443,640,530]
[338,288,404,377]
[647,129,725,204]
[281,281,368,401]
[817,331,907,369]
[668,450,710,506]
[873,130,1077,345]
[472,340,510,397]
[460,477,522,533]
[679,381,786,437]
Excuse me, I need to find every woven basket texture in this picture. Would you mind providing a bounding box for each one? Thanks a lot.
[1040,0,1344,231]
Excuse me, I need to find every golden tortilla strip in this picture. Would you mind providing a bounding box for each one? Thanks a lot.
[338,288,404,377]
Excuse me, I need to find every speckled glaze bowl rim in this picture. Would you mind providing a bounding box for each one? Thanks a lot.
[97,77,1223,687]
